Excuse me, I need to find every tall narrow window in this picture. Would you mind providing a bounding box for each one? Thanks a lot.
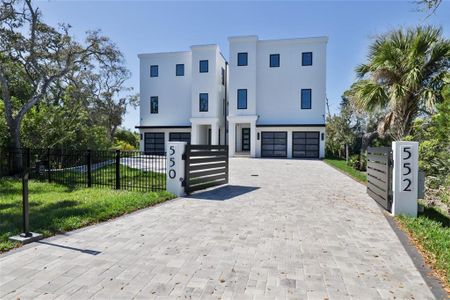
[237,89,247,109]
[199,60,208,73]
[199,93,208,112]
[150,96,159,113]
[176,64,184,76]
[301,89,312,109]
[302,52,313,66]
[150,65,158,77]
[237,52,248,66]
[270,54,280,67]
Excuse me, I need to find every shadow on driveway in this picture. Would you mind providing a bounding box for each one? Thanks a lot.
[188,185,259,201]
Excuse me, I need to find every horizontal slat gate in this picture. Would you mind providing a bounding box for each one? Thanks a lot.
[367,146,392,212]
[184,145,228,194]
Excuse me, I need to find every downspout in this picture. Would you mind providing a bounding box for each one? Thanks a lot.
[224,61,228,145]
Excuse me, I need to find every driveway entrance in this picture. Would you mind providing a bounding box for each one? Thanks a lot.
[0,159,436,299]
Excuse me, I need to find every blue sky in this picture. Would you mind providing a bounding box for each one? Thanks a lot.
[35,0,450,131]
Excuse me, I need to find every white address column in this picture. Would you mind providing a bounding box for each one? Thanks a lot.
[166,142,186,197]
[392,141,419,217]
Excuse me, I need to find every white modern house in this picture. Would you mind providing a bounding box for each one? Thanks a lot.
[137,35,327,158]
[137,45,227,154]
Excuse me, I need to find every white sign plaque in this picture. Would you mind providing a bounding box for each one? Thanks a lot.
[166,142,186,197]
[392,141,419,217]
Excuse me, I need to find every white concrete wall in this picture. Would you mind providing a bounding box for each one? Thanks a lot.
[255,126,325,158]
[191,45,225,121]
[138,52,192,127]
[255,37,327,125]
[228,36,327,125]
[228,36,258,117]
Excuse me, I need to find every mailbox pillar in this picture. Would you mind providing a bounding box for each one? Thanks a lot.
[166,142,186,197]
[392,141,419,217]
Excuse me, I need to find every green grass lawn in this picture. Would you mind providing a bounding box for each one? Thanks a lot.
[0,179,174,252]
[324,158,367,183]
[397,206,450,288]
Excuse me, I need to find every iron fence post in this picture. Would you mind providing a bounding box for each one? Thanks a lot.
[22,169,31,237]
[87,149,92,188]
[47,148,51,183]
[115,149,120,190]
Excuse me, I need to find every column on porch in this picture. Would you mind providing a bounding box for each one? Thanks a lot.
[190,123,200,145]
[228,121,236,157]
[211,121,219,145]
[250,120,256,158]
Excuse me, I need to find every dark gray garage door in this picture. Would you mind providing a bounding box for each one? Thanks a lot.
[292,131,319,158]
[144,132,165,154]
[261,132,287,157]
[169,132,191,144]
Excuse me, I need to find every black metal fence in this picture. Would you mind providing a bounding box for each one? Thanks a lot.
[0,148,166,192]
[184,145,229,194]
[367,146,393,212]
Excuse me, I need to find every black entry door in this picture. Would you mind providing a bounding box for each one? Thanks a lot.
[144,132,165,154]
[261,132,287,157]
[292,131,319,158]
[242,128,250,151]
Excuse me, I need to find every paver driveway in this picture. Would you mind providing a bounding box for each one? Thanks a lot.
[0,158,436,299]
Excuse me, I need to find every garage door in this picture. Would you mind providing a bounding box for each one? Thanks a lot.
[144,132,165,154]
[292,131,319,158]
[169,132,191,144]
[261,132,287,157]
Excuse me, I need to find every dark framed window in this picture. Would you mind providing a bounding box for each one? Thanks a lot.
[150,96,158,113]
[150,65,158,77]
[199,60,208,73]
[176,64,184,76]
[302,52,313,66]
[199,93,208,112]
[270,54,280,67]
[221,67,225,85]
[301,89,312,109]
[237,89,247,109]
[237,52,248,66]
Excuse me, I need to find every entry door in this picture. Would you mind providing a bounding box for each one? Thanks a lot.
[242,128,250,151]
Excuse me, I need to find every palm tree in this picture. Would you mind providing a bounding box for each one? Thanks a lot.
[347,26,450,141]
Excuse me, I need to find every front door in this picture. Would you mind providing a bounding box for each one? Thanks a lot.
[242,128,250,151]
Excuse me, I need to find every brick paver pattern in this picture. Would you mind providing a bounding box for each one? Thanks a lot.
[0,159,435,299]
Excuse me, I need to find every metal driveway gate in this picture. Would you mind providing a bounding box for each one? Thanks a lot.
[184,145,228,194]
[367,147,393,211]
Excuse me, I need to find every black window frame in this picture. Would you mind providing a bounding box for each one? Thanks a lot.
[237,89,247,110]
[150,96,159,114]
[237,52,248,66]
[150,65,158,77]
[199,60,208,73]
[199,93,208,112]
[302,52,313,66]
[270,54,280,68]
[301,89,312,109]
[176,64,184,76]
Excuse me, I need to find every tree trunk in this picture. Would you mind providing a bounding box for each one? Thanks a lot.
[361,131,379,155]
[8,119,23,174]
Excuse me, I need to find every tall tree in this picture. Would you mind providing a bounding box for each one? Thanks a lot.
[0,0,123,150]
[347,26,450,141]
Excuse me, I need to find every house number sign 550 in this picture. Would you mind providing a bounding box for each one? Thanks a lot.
[401,146,413,192]
[168,146,176,179]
